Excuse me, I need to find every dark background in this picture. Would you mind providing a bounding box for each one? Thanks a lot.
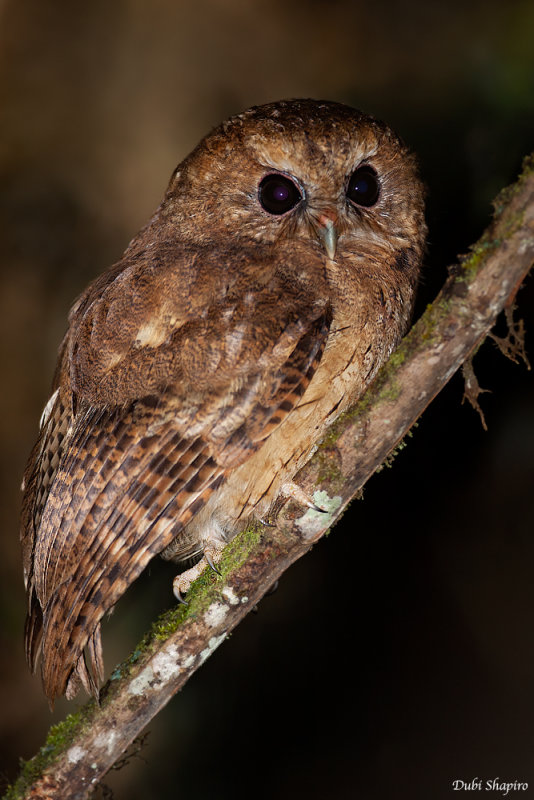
[1,1,533,798]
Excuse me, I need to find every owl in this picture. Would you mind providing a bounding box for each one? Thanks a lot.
[21,99,426,703]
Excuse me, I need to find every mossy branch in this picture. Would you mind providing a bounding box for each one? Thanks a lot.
[6,154,534,800]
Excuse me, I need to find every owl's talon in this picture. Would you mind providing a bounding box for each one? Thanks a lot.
[280,481,327,512]
[173,567,199,602]
[174,587,189,606]
[173,537,225,603]
[205,550,222,576]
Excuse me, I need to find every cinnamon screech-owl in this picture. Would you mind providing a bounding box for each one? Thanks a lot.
[21,99,426,703]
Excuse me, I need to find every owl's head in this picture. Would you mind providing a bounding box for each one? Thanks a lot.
[158,99,425,272]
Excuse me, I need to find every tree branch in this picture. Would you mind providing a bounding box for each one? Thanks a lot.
[6,155,534,800]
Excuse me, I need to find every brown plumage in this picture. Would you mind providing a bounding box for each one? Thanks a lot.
[20,99,426,703]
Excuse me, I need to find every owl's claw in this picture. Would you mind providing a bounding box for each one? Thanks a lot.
[205,550,222,576]
[175,587,189,606]
[280,481,327,512]
[173,540,225,602]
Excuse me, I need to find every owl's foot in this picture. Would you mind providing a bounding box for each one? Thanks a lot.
[173,541,226,604]
[281,481,327,512]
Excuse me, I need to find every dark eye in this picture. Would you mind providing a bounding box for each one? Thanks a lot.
[346,166,380,208]
[258,173,302,215]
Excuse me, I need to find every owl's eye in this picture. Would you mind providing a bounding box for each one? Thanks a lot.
[258,173,302,215]
[346,166,380,208]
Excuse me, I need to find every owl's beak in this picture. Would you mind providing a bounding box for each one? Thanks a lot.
[311,210,338,259]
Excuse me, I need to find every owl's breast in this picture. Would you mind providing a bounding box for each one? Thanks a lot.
[199,301,399,533]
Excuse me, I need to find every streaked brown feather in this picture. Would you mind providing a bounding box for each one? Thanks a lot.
[25,303,331,701]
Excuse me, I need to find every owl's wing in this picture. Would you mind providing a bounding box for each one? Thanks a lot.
[21,249,331,701]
